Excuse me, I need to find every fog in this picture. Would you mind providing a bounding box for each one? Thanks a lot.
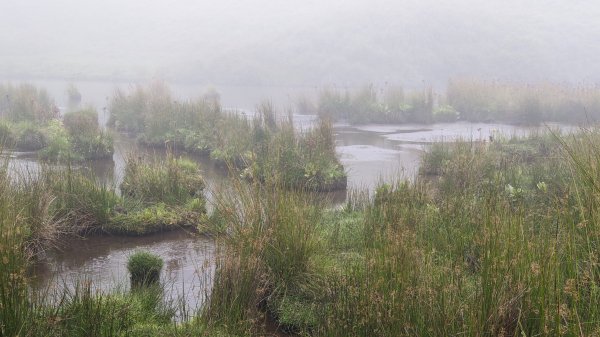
[1,0,599,86]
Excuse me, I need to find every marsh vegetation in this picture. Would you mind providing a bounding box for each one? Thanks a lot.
[0,84,113,161]
[309,80,600,125]
[202,129,600,336]
[2,82,600,336]
[109,83,347,191]
[4,0,600,335]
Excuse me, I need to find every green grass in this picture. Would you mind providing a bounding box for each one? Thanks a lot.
[63,109,114,160]
[202,129,600,336]
[108,84,347,191]
[106,202,207,236]
[4,127,600,335]
[203,177,329,335]
[121,154,206,206]
[0,146,215,335]
[2,150,208,240]
[127,251,164,287]
[7,83,600,335]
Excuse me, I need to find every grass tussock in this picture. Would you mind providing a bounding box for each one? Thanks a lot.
[128,251,164,287]
[1,153,208,244]
[204,178,328,335]
[121,154,206,205]
[101,154,208,235]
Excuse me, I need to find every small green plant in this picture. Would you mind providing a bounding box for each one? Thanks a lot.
[127,251,164,287]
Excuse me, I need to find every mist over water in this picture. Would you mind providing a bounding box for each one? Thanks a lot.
[2,0,599,86]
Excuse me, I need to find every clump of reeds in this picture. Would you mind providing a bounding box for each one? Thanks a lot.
[313,85,434,124]
[0,83,58,123]
[447,78,600,124]
[62,108,113,160]
[204,176,328,335]
[128,251,164,287]
[121,154,206,205]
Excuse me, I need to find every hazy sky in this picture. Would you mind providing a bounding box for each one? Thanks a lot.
[1,0,599,86]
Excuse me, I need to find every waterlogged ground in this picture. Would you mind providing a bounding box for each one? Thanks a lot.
[24,121,571,313]
[335,121,574,188]
[6,79,576,321]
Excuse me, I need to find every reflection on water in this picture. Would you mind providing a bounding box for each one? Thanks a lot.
[30,230,214,320]
[335,125,421,189]
[335,122,576,189]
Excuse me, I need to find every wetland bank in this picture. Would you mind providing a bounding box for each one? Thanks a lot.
[1,81,599,337]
